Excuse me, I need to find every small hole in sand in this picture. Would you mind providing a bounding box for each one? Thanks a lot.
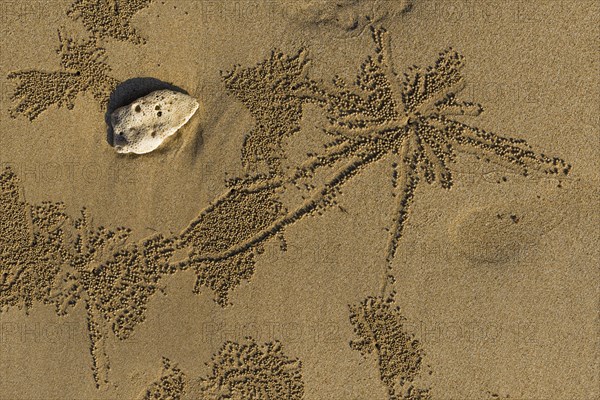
[151,131,156,137]
[134,105,141,112]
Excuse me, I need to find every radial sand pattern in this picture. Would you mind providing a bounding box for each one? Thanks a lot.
[302,26,571,294]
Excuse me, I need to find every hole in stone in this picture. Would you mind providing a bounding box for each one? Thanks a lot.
[157,111,162,117]
[155,105,161,110]
[134,105,141,112]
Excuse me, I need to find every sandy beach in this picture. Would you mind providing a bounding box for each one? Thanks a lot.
[0,1,598,399]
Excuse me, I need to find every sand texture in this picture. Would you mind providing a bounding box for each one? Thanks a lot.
[0,1,598,399]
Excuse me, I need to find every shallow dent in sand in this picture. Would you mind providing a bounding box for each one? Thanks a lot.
[449,200,564,264]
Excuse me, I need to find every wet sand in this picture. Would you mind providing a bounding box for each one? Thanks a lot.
[0,1,598,399]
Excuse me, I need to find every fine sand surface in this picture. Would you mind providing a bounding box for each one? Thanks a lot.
[0,1,598,399]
